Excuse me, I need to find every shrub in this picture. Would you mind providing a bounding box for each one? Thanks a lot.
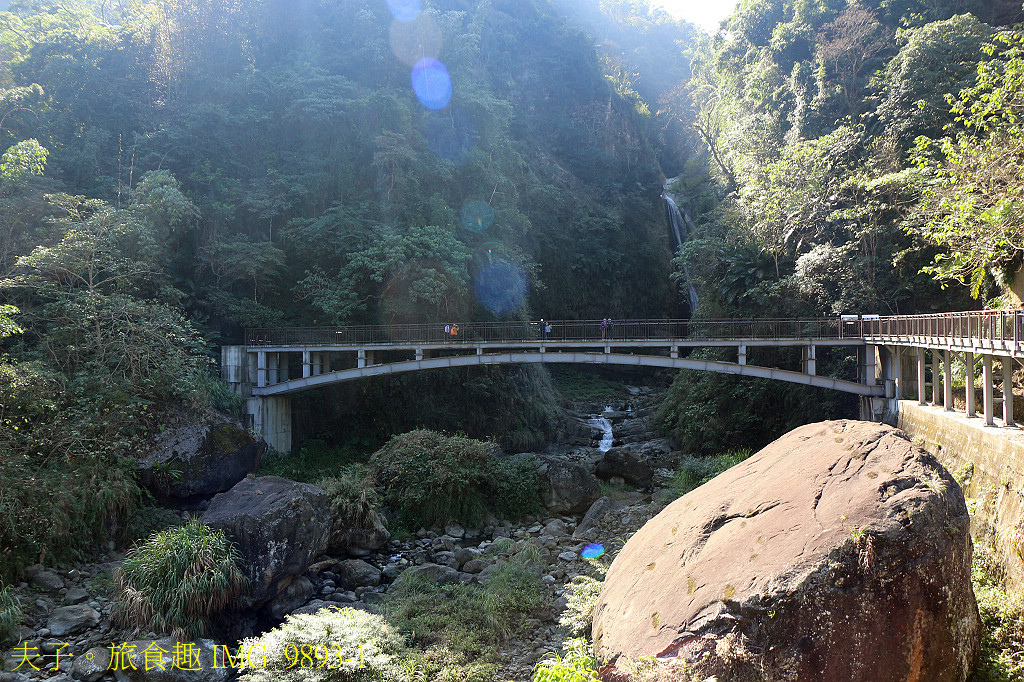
[126,505,182,544]
[370,430,541,528]
[559,575,604,638]
[972,544,1024,682]
[533,638,599,682]
[382,542,545,673]
[669,449,754,498]
[113,520,247,637]
[316,466,387,550]
[259,438,367,483]
[0,584,21,647]
[237,606,405,682]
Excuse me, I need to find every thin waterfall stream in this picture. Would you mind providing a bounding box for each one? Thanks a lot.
[664,178,700,316]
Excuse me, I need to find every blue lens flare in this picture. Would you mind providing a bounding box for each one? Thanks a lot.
[411,58,452,110]
[422,107,474,162]
[581,543,605,559]
[461,200,494,232]
[474,260,527,315]
[386,0,420,22]
[390,13,442,67]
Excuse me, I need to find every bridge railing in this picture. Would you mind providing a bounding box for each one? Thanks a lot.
[245,318,846,347]
[866,310,1023,346]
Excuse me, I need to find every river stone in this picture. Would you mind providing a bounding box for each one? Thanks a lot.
[71,647,111,682]
[593,420,980,682]
[266,575,315,620]
[336,559,381,588]
[201,476,330,609]
[139,418,266,499]
[30,570,64,592]
[47,605,100,637]
[594,448,653,486]
[402,563,460,585]
[110,638,229,682]
[536,456,601,515]
[63,587,90,605]
[573,497,627,540]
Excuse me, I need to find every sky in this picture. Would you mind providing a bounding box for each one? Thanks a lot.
[652,0,739,32]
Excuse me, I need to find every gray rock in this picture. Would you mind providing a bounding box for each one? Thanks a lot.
[536,456,601,515]
[461,559,487,574]
[30,571,64,592]
[432,551,459,569]
[47,605,100,637]
[573,497,626,540]
[139,419,266,499]
[402,563,460,585]
[71,647,110,682]
[542,519,568,537]
[266,576,315,619]
[201,476,330,609]
[557,551,577,562]
[595,448,654,486]
[329,519,390,556]
[381,565,403,581]
[336,559,381,588]
[63,587,90,605]
[444,524,465,538]
[453,547,480,567]
[289,599,334,616]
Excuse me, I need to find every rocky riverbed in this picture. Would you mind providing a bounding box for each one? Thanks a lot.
[2,389,678,682]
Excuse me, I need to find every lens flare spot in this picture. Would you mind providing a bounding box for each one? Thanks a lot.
[474,260,527,315]
[386,0,420,22]
[411,58,452,110]
[581,543,605,559]
[422,107,474,162]
[461,200,494,232]
[390,13,442,67]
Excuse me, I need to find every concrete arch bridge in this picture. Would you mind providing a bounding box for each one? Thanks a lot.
[222,312,1024,452]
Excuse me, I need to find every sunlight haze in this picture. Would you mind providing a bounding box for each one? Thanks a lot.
[652,0,738,32]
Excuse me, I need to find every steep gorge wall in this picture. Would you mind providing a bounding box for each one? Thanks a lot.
[898,401,1024,592]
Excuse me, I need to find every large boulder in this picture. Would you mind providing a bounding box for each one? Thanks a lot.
[593,420,980,682]
[594,448,653,486]
[536,456,601,515]
[201,476,330,609]
[140,417,265,498]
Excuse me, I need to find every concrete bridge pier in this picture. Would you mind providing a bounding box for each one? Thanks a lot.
[222,345,293,453]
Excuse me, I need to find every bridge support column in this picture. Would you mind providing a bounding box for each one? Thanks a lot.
[943,350,953,411]
[983,354,995,426]
[268,353,280,385]
[671,345,679,359]
[860,344,876,386]
[931,350,940,405]
[892,347,903,400]
[1002,357,1015,426]
[312,352,323,376]
[257,351,267,388]
[738,344,747,366]
[250,395,292,454]
[302,351,311,378]
[965,352,976,417]
[802,345,816,376]
[415,348,423,361]
[476,347,483,355]
[358,349,366,369]
[917,348,926,405]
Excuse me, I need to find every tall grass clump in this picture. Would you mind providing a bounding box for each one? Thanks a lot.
[259,438,368,482]
[670,448,753,498]
[370,430,541,528]
[0,584,21,647]
[113,520,247,637]
[237,606,405,682]
[315,465,387,551]
[533,638,599,682]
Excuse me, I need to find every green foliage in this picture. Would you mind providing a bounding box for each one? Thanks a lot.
[237,606,405,682]
[113,520,247,638]
[370,430,542,528]
[668,448,755,498]
[0,139,47,185]
[258,438,368,482]
[125,505,182,545]
[913,29,1024,297]
[0,303,20,339]
[383,541,545,676]
[0,584,21,648]
[559,574,604,638]
[972,544,1024,681]
[533,638,599,682]
[547,366,626,403]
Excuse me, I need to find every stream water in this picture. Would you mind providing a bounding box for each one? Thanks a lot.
[589,411,614,452]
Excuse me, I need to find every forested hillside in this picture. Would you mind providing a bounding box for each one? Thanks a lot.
[656,0,1024,450]
[0,0,697,578]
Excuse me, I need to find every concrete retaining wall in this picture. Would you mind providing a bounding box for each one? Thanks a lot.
[897,400,1024,592]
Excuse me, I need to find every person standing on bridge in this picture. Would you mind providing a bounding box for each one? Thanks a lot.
[600,318,608,340]
[540,318,548,340]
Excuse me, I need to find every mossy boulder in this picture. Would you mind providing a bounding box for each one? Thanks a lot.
[139,417,265,499]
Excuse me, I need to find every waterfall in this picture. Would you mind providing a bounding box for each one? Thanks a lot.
[664,183,700,316]
[589,414,614,453]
